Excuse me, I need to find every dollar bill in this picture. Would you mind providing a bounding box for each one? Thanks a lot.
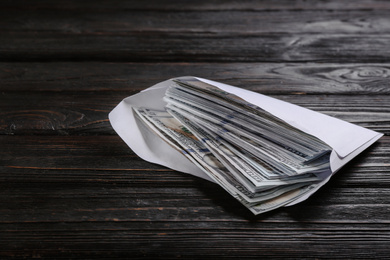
[166,102,330,177]
[166,86,326,161]
[134,107,261,200]
[134,106,322,210]
[131,77,334,214]
[171,78,331,159]
[168,106,321,186]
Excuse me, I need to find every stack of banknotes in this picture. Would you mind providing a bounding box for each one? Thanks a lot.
[133,77,332,214]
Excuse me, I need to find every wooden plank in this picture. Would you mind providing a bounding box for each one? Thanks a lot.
[2,32,390,62]
[2,0,390,11]
[1,9,390,35]
[0,91,122,135]
[1,92,389,135]
[1,228,390,259]
[2,62,390,95]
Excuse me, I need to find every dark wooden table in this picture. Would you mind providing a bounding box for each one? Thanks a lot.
[1,1,390,259]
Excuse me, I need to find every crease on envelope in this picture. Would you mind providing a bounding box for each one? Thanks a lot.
[109,76,383,206]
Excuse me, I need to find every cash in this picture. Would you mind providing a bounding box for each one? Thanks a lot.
[133,77,332,214]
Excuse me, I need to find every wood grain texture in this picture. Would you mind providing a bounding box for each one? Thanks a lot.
[1,4,390,62]
[2,62,390,94]
[3,32,390,62]
[3,0,390,11]
[2,9,390,34]
[1,92,389,135]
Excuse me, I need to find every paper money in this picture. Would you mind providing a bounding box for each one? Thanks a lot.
[133,77,333,214]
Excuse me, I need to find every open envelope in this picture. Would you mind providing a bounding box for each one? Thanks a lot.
[109,77,383,207]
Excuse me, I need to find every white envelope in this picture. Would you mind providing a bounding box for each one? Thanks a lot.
[109,77,383,206]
